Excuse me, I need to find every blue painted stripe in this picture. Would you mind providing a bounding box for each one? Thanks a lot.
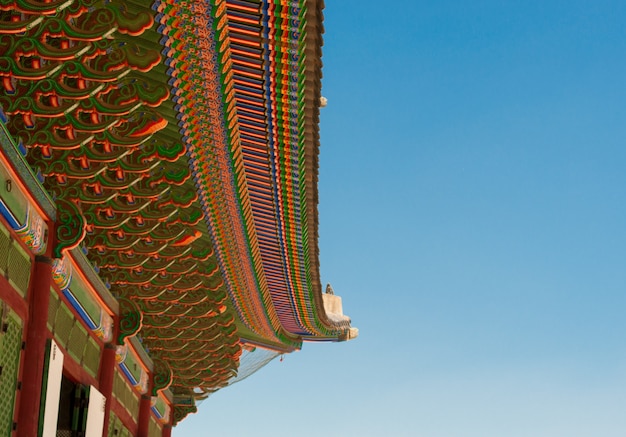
[0,200,21,230]
[61,289,98,330]
[119,362,139,386]
[151,405,164,419]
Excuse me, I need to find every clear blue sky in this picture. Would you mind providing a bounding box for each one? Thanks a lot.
[176,1,626,435]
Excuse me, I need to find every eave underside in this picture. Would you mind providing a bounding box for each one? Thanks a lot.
[0,0,354,417]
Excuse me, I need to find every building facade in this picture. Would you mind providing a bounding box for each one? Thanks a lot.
[0,0,356,435]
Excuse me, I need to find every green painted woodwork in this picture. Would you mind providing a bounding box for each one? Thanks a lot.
[0,221,10,279]
[51,293,74,346]
[113,370,140,421]
[117,297,142,345]
[67,274,102,329]
[152,395,168,419]
[0,160,27,226]
[148,416,162,437]
[67,320,88,362]
[120,344,144,388]
[5,233,32,298]
[47,290,102,378]
[47,287,60,332]
[0,122,56,220]
[0,302,23,437]
[172,404,196,426]
[152,358,173,397]
[53,196,86,259]
[108,411,131,437]
[82,335,101,378]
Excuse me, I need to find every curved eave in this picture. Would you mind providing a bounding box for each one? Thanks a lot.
[300,0,355,340]
[214,0,356,342]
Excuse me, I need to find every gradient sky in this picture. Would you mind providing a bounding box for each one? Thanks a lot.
[175,1,626,435]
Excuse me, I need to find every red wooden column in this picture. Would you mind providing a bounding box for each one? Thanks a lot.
[163,423,173,437]
[99,321,119,437]
[16,226,54,437]
[137,375,154,437]
[162,409,174,437]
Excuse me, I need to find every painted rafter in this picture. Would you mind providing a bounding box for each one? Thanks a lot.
[217,0,353,339]
[0,0,355,424]
[0,0,241,412]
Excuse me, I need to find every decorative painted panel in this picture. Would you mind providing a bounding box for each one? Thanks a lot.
[48,292,102,378]
[0,302,22,437]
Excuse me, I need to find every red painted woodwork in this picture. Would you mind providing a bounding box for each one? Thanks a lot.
[16,242,53,437]
[0,274,27,322]
[99,319,119,437]
[137,394,152,437]
[137,371,154,437]
[111,396,139,436]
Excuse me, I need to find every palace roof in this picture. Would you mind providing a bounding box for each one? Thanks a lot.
[0,0,356,423]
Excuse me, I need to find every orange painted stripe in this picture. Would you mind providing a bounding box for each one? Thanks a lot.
[228,3,258,13]
[229,36,258,47]
[227,25,259,37]
[226,13,259,26]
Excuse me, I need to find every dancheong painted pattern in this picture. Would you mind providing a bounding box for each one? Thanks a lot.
[0,0,355,426]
